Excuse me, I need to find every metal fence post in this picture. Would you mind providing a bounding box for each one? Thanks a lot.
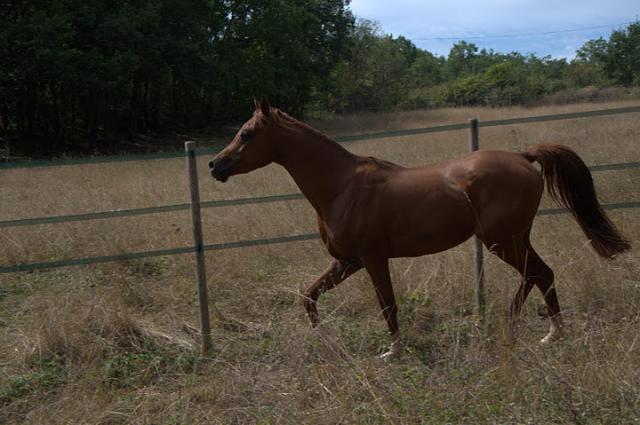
[469,118,486,320]
[185,141,213,354]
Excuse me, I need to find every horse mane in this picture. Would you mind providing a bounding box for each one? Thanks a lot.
[256,108,336,143]
[366,156,403,171]
[258,108,403,171]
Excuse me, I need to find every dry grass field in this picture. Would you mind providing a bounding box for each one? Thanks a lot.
[1,100,639,424]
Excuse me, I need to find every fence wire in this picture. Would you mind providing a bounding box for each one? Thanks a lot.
[2,105,639,170]
[1,201,638,274]
[1,105,639,274]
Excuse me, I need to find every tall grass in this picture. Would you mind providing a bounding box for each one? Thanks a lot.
[1,100,639,424]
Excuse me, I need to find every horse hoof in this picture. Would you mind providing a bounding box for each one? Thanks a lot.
[540,331,563,345]
[379,349,398,361]
[303,301,319,327]
[307,316,319,328]
[378,340,402,360]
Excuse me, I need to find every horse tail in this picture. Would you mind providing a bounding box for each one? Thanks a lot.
[523,144,630,258]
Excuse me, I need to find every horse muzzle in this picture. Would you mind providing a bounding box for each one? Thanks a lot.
[209,158,236,183]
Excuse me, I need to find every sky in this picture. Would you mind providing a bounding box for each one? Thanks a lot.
[349,0,639,58]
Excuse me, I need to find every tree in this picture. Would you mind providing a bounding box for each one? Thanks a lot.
[575,37,608,64]
[574,22,640,86]
[603,22,640,85]
[445,41,479,79]
[0,0,354,154]
[328,19,419,112]
[409,50,444,88]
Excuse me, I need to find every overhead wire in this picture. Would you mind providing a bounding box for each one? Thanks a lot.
[409,20,637,41]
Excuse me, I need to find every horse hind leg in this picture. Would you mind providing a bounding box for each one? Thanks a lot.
[528,250,563,344]
[361,257,401,359]
[484,234,562,344]
[302,259,361,326]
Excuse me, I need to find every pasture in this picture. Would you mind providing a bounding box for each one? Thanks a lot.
[1,100,639,424]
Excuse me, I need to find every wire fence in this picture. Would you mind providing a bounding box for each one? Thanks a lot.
[3,105,640,170]
[1,105,639,274]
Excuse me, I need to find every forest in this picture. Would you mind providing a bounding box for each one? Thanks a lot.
[1,0,639,155]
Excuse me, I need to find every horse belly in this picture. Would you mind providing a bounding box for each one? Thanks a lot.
[386,187,476,258]
[388,210,475,257]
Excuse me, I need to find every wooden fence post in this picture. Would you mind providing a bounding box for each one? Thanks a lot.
[469,118,486,320]
[185,141,213,354]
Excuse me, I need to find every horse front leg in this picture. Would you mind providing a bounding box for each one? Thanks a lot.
[302,259,361,326]
[362,257,401,359]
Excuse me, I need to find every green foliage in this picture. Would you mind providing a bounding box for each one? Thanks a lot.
[0,376,30,405]
[570,23,640,89]
[602,22,640,85]
[446,74,492,106]
[0,354,67,405]
[0,1,638,155]
[326,20,417,112]
[330,21,640,110]
[0,0,354,153]
[576,37,608,63]
[445,41,480,79]
[409,50,444,88]
[103,343,199,388]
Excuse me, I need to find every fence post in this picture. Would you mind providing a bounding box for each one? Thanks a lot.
[469,118,486,321]
[185,141,213,354]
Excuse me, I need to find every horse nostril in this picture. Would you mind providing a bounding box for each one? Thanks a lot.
[208,160,215,169]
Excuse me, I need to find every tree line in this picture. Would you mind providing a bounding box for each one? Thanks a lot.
[0,1,638,155]
[330,20,640,112]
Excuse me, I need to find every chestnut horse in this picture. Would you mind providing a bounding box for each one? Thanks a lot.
[209,98,630,357]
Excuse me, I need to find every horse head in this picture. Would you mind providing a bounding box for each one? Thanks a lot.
[209,97,278,182]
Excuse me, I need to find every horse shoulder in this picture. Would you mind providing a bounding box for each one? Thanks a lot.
[317,162,393,258]
[316,190,363,260]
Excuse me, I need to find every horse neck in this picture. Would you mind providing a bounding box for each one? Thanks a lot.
[273,124,356,214]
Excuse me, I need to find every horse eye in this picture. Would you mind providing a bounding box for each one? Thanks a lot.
[240,130,252,142]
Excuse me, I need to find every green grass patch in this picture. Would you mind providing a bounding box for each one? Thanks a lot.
[103,342,200,388]
[0,354,67,406]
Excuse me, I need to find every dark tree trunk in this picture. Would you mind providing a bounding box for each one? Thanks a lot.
[129,77,141,141]
[87,89,98,152]
[142,80,150,132]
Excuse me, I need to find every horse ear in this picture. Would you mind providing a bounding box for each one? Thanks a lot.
[253,97,260,111]
[259,96,271,117]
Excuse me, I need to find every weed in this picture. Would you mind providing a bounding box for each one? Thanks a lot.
[0,354,67,406]
[103,342,200,388]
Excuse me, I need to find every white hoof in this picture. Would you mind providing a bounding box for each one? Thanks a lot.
[540,334,553,345]
[379,339,402,360]
[540,330,563,345]
[540,315,564,345]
